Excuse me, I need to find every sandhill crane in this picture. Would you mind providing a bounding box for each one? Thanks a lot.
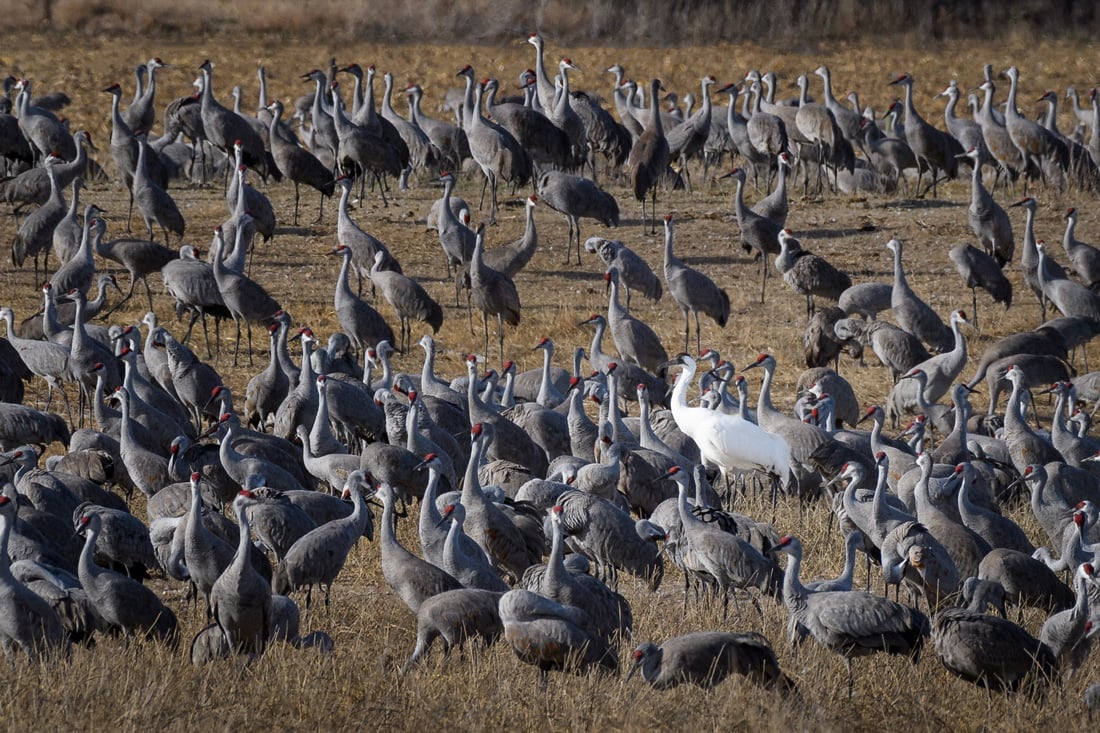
[370,251,443,352]
[375,481,462,615]
[50,214,98,300]
[1038,562,1094,677]
[210,227,280,366]
[1002,67,1069,186]
[1036,242,1100,323]
[0,129,90,213]
[331,245,395,354]
[932,605,1057,692]
[585,236,662,309]
[627,78,670,234]
[197,60,274,185]
[266,100,334,225]
[74,510,177,644]
[498,587,617,676]
[483,194,539,278]
[210,489,273,655]
[73,502,157,578]
[775,229,851,317]
[888,73,959,197]
[666,76,716,190]
[743,80,789,187]
[160,246,230,357]
[11,154,66,282]
[723,167,782,303]
[947,244,1011,328]
[537,170,619,265]
[776,535,928,696]
[405,83,470,172]
[484,76,571,170]
[605,268,667,376]
[661,215,729,352]
[469,223,520,364]
[665,466,781,613]
[1061,208,1100,290]
[401,587,503,673]
[131,137,183,246]
[628,631,793,692]
[436,501,510,593]
[958,147,1014,265]
[886,238,952,352]
[0,307,71,412]
[380,71,439,188]
[458,419,543,574]
[0,493,66,660]
[274,470,372,607]
[95,229,176,316]
[751,152,791,226]
[456,68,529,224]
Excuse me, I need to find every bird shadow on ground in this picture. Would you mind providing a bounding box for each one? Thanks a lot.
[273,225,318,237]
[880,198,961,210]
[799,227,879,239]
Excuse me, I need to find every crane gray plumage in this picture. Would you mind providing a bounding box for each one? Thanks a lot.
[405,83,470,173]
[662,215,729,353]
[666,76,717,189]
[960,146,1013,266]
[266,100,334,225]
[725,166,782,304]
[132,136,184,245]
[11,154,66,280]
[197,60,274,182]
[776,535,928,694]
[1035,242,1100,323]
[948,244,1011,327]
[0,129,90,212]
[887,73,959,197]
[932,605,1057,692]
[210,226,280,366]
[456,69,529,224]
[537,170,619,266]
[401,587,503,673]
[436,501,510,593]
[886,237,952,352]
[370,251,443,352]
[1061,207,1100,290]
[483,194,539,278]
[210,488,272,655]
[381,71,440,187]
[331,244,395,354]
[627,78,671,234]
[585,236,661,309]
[1002,67,1069,183]
[72,502,156,579]
[376,481,462,615]
[553,489,663,590]
[604,268,668,376]
[469,223,521,365]
[628,631,793,692]
[775,229,851,317]
[159,246,230,356]
[498,587,617,675]
[74,511,177,643]
[274,471,372,607]
[0,493,66,660]
[1038,562,1094,676]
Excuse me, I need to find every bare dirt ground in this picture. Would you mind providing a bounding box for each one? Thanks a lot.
[1,30,1099,730]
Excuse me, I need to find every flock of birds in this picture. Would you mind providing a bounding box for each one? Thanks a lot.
[2,33,1100,714]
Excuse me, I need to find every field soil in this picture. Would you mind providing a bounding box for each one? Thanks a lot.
[1,30,1098,731]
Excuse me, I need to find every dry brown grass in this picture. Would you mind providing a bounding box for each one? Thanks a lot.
[1,30,1099,731]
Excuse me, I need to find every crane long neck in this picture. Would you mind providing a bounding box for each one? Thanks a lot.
[77,521,102,581]
[1004,74,1019,119]
[461,434,483,504]
[781,544,807,605]
[336,251,353,299]
[871,463,892,525]
[419,468,442,537]
[648,80,664,136]
[756,364,777,416]
[589,320,606,360]
[957,475,982,521]
[547,516,567,584]
[0,510,12,577]
[1065,216,1077,251]
[837,535,858,587]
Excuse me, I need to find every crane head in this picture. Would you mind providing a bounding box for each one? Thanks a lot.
[101,82,122,94]
[533,336,551,350]
[471,423,483,438]
[1074,511,1086,528]
[888,73,911,86]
